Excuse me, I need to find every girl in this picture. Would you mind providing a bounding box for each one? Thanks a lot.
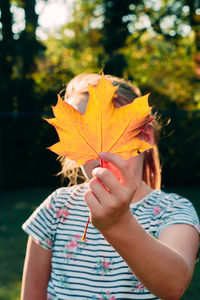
[21,74,200,300]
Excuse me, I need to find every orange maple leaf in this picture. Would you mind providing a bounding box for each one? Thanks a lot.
[45,74,153,164]
[46,74,154,241]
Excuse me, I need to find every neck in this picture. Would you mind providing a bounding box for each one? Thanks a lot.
[131,181,153,204]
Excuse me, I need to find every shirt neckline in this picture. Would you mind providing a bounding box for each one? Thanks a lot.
[130,189,160,208]
[81,182,160,208]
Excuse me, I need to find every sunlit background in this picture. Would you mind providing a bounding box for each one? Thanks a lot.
[9,0,195,39]
[10,0,73,40]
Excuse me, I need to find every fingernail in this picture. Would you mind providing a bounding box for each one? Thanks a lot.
[92,167,98,173]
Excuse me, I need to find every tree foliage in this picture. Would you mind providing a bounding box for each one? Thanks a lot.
[36,0,200,109]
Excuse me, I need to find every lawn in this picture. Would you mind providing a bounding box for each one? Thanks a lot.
[0,186,199,300]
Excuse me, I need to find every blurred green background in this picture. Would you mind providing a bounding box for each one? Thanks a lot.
[0,0,200,299]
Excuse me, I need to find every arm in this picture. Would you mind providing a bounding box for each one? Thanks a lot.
[103,215,199,300]
[84,152,199,300]
[21,236,52,300]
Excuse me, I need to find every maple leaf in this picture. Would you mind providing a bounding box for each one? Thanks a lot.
[45,74,154,241]
[45,74,153,164]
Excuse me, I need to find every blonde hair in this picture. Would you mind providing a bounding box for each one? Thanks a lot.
[58,73,161,189]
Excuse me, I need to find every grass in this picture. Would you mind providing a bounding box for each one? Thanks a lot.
[0,187,54,300]
[0,186,199,300]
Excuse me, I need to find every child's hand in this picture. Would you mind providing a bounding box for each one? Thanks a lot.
[84,152,136,234]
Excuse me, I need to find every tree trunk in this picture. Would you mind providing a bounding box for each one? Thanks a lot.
[102,0,132,76]
[20,0,39,76]
[0,0,13,79]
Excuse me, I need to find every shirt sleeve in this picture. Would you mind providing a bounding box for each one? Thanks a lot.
[22,191,57,251]
[156,194,200,238]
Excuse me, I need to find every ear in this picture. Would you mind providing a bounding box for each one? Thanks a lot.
[140,124,155,145]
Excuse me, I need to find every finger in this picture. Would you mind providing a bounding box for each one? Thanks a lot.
[101,160,121,182]
[92,167,125,198]
[89,176,113,203]
[84,190,102,216]
[98,152,131,186]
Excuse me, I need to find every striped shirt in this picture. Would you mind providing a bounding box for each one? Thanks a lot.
[22,184,200,300]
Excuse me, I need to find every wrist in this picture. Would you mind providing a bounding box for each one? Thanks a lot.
[101,210,138,244]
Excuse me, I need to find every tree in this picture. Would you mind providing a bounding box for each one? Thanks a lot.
[0,0,44,81]
[33,0,104,101]
[0,0,46,188]
[0,0,13,81]
[19,0,45,77]
[128,0,200,79]
[101,0,134,76]
[0,0,46,112]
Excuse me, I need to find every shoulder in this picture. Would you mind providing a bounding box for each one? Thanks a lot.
[150,190,195,209]
[59,182,88,194]
[147,190,199,226]
[54,183,89,199]
[48,183,89,208]
[151,190,200,236]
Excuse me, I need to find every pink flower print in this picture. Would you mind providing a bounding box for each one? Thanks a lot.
[106,291,111,295]
[95,257,113,275]
[48,202,52,210]
[56,208,62,218]
[64,210,70,217]
[97,291,115,300]
[66,253,73,260]
[106,291,116,300]
[66,239,79,251]
[56,206,70,222]
[45,238,52,248]
[102,261,111,269]
[153,205,162,215]
[41,238,52,249]
[56,208,69,218]
[47,294,54,299]
[137,283,144,291]
[62,235,87,262]
[74,234,81,240]
[136,283,145,291]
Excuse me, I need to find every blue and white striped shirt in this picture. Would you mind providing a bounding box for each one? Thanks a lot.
[22,184,200,300]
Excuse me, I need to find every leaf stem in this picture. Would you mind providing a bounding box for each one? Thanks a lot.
[81,216,90,241]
